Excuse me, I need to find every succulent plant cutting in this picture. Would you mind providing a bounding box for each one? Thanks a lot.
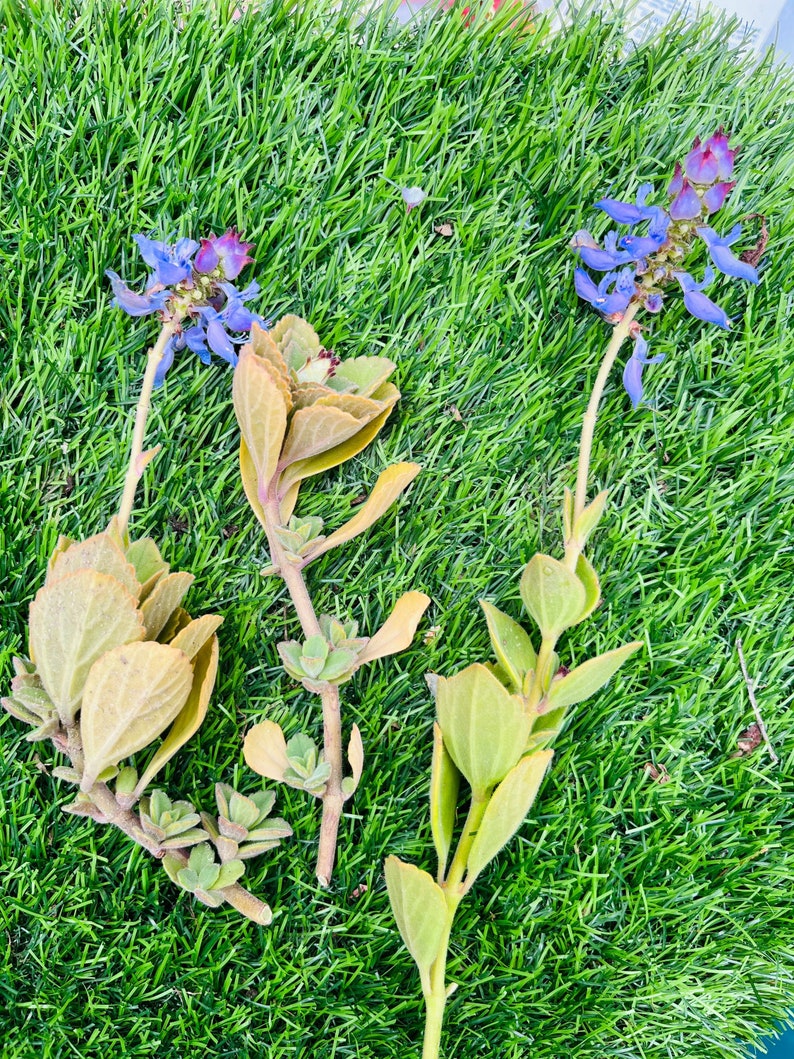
[385,129,765,1057]
[235,316,430,886]
[3,234,286,925]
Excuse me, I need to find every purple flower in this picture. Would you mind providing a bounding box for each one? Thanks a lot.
[596,183,656,225]
[702,181,735,215]
[669,179,702,221]
[696,225,759,284]
[194,230,254,280]
[572,230,635,271]
[106,270,171,317]
[574,267,636,316]
[684,128,737,185]
[702,128,737,180]
[618,207,670,260]
[622,332,665,409]
[667,162,685,199]
[132,235,198,286]
[675,268,731,329]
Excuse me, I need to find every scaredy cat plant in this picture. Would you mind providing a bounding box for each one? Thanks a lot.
[3,232,289,925]
[236,317,430,886]
[385,129,764,1057]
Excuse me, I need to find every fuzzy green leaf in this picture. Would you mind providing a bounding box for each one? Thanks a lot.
[384,856,448,988]
[465,750,553,886]
[430,722,460,879]
[544,642,642,711]
[480,600,537,689]
[435,663,531,793]
[519,554,586,640]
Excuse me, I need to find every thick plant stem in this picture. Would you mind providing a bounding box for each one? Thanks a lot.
[117,321,177,541]
[264,499,346,888]
[571,303,640,524]
[421,793,490,1059]
[61,724,271,924]
[316,684,345,887]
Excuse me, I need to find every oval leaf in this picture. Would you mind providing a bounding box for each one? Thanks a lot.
[47,532,139,596]
[29,570,145,724]
[519,554,586,639]
[357,591,431,665]
[141,572,194,641]
[435,663,531,793]
[167,614,224,660]
[233,350,289,498]
[465,750,553,886]
[133,633,220,799]
[430,722,460,879]
[573,553,601,625]
[545,641,642,712]
[80,641,193,791]
[384,856,448,986]
[480,600,536,689]
[244,720,291,783]
[277,399,399,518]
[302,463,421,564]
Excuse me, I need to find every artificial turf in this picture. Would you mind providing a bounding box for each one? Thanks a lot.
[2,1,794,1055]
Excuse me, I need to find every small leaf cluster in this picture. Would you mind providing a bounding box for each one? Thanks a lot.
[139,790,208,849]
[162,844,245,908]
[200,783,292,860]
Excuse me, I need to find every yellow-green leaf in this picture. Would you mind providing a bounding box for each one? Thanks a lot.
[29,570,145,724]
[384,856,448,988]
[47,532,139,596]
[269,314,322,367]
[167,614,224,659]
[574,553,601,624]
[133,634,220,798]
[357,591,431,665]
[233,350,289,497]
[245,323,292,401]
[126,538,170,600]
[279,405,372,468]
[430,722,460,880]
[519,554,586,640]
[240,439,268,531]
[329,356,396,398]
[345,723,364,795]
[303,463,421,564]
[141,572,194,641]
[244,719,290,782]
[80,641,193,791]
[435,663,531,793]
[545,642,642,711]
[277,401,398,520]
[465,750,553,887]
[480,600,536,690]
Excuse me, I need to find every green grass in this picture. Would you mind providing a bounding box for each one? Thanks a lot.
[2,0,794,1055]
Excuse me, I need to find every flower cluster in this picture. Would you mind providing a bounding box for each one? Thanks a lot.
[106,230,266,385]
[572,129,761,407]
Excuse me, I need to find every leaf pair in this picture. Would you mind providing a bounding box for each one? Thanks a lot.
[244,721,365,799]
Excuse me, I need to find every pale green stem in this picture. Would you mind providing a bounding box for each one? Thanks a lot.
[422,792,491,1059]
[117,321,178,541]
[567,302,640,567]
[264,499,345,888]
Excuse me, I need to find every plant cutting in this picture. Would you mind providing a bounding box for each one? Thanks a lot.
[235,316,430,886]
[385,128,765,1056]
[3,232,290,925]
